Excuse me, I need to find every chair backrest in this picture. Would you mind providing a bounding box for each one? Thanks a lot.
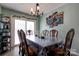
[17,30,22,43]
[64,28,75,55]
[50,29,58,40]
[20,29,29,55]
[42,30,49,37]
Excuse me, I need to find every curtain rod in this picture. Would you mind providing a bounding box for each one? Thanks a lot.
[12,15,37,20]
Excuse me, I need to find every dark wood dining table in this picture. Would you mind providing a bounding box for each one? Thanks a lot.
[26,35,63,50]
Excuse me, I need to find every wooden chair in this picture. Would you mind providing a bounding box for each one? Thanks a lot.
[17,30,26,55]
[20,29,38,56]
[47,28,75,56]
[42,30,49,37]
[50,29,58,40]
[17,30,23,55]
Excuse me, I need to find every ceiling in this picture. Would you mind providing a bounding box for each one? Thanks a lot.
[0,3,65,15]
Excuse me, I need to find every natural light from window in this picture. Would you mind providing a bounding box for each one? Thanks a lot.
[26,21,34,35]
[15,19,26,45]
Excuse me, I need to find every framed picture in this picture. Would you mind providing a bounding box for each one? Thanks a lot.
[46,12,64,27]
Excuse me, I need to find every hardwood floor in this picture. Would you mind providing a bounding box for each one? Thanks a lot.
[1,46,19,56]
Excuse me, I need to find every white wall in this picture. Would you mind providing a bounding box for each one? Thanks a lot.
[40,3,79,53]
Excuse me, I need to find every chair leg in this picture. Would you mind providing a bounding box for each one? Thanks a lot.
[68,51,70,56]
[22,52,24,56]
[19,51,20,55]
[19,46,21,55]
[22,48,25,56]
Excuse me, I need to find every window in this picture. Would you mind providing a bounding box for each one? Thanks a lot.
[26,21,35,35]
[15,19,26,45]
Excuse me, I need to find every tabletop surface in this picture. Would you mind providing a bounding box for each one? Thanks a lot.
[26,35,63,47]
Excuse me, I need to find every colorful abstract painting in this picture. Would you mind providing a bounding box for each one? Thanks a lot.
[46,12,64,27]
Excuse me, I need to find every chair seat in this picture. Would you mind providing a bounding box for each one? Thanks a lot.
[25,46,38,56]
[50,48,64,55]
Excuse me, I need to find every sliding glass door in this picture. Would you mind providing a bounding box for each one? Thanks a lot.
[26,21,35,35]
[14,19,36,45]
[15,19,26,45]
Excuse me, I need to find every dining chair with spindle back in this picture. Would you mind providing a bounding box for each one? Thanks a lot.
[47,28,75,56]
[20,29,38,56]
[42,30,49,37]
[50,29,58,40]
[17,30,23,55]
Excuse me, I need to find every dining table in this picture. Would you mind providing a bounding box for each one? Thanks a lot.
[26,35,63,51]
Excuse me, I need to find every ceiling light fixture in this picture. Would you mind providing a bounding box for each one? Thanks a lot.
[30,3,43,16]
